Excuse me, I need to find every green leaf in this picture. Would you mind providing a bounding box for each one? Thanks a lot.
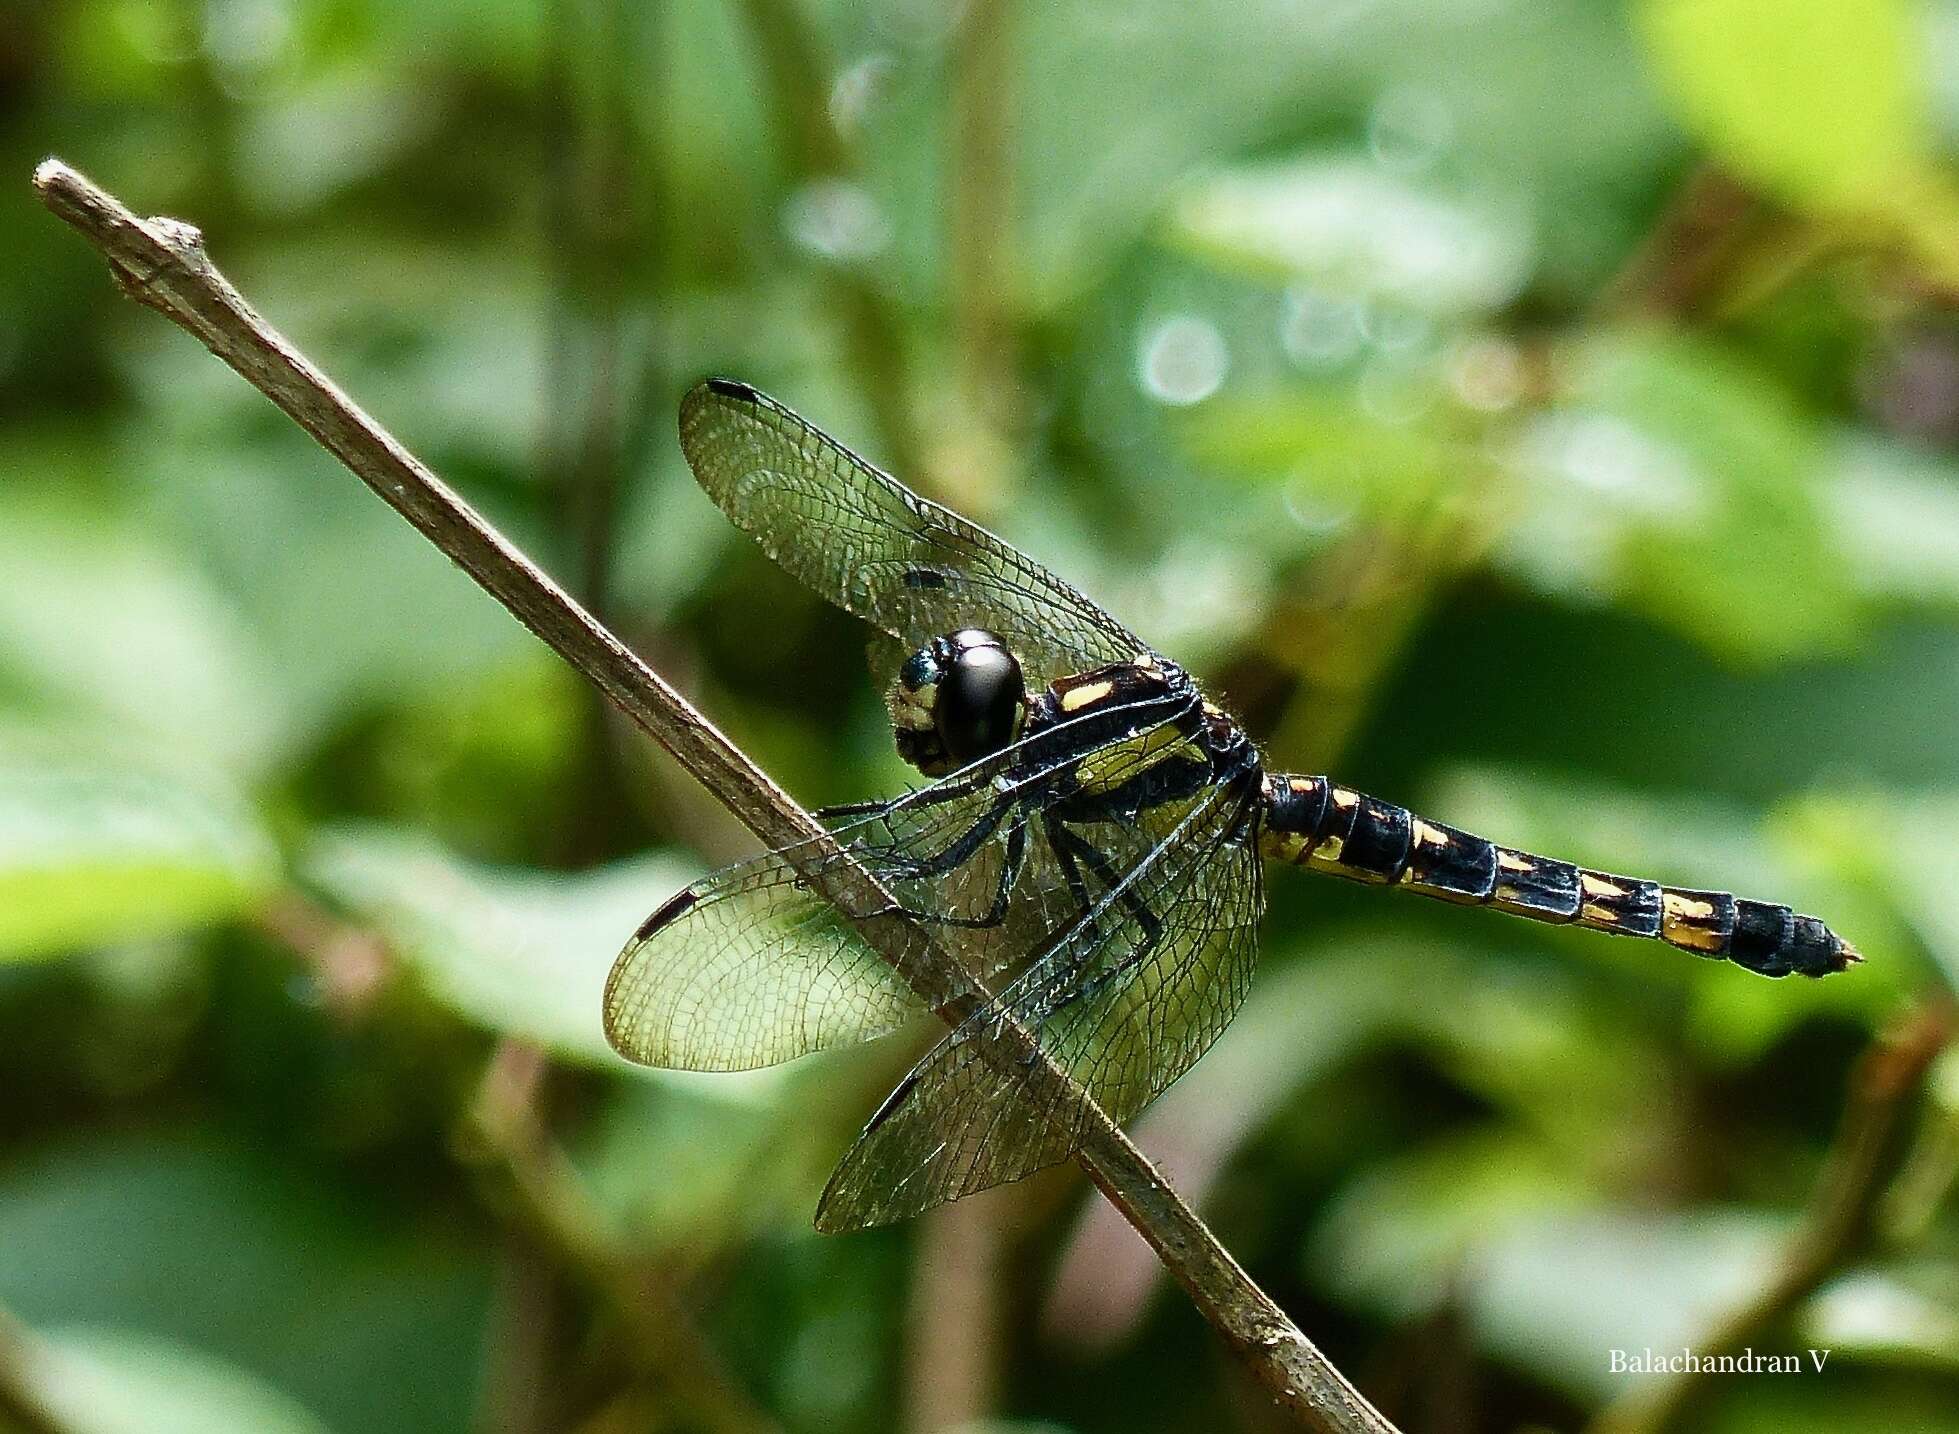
[1637,0,1927,212]
[1167,158,1535,316]
[301,824,697,1070]
[1306,1128,1601,1322]
[29,1327,335,1434]
[1823,433,1959,609]
[132,432,528,750]
[0,487,284,774]
[1179,387,1465,506]
[573,1069,827,1243]
[1694,1381,1959,1434]
[886,0,1670,306]
[1807,1267,1959,1371]
[0,1130,489,1434]
[1472,1207,1788,1399]
[1449,1208,1957,1401]
[1824,789,1959,992]
[1636,0,1959,284]
[1500,331,1861,662]
[0,740,278,961]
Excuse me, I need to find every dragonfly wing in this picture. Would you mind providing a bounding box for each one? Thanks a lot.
[604,848,930,1071]
[604,765,1032,1071]
[607,685,1208,1072]
[680,379,1144,689]
[813,778,1265,1231]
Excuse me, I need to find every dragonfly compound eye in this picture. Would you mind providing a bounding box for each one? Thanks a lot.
[935,636,1024,766]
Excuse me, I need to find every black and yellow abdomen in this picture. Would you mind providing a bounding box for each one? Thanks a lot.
[1258,774,1858,979]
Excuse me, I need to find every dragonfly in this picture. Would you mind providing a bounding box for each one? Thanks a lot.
[604,378,1859,1233]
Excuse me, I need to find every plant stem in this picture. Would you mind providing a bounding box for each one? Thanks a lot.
[949,0,1017,436]
[33,157,1399,1434]
[463,1042,782,1434]
[1587,1002,1955,1434]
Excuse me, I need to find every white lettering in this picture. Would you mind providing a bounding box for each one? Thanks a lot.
[1609,1346,1832,1376]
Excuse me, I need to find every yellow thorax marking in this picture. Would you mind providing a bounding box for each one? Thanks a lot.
[1061,679,1115,712]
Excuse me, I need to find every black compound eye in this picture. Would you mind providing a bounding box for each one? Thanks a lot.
[898,648,939,692]
[935,640,1024,765]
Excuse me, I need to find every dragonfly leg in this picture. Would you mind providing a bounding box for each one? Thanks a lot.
[816,798,893,820]
[884,794,1013,882]
[816,765,1000,825]
[1045,819,1164,962]
[878,811,1029,931]
[1045,815,1095,920]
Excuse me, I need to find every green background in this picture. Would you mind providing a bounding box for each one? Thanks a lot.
[3,1,1959,1431]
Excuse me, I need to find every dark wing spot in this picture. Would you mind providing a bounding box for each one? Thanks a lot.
[902,566,951,590]
[633,886,699,942]
[861,1069,920,1136]
[704,376,762,402]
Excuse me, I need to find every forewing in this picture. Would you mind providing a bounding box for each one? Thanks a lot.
[680,379,1143,688]
[814,779,1265,1231]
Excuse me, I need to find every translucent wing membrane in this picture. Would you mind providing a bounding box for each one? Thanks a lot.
[603,851,926,1071]
[680,380,1144,689]
[815,777,1265,1231]
[604,691,1203,1071]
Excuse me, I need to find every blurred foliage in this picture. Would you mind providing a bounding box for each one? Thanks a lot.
[5,1,1959,1432]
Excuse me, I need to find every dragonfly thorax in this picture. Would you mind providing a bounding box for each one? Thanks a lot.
[889,628,1028,776]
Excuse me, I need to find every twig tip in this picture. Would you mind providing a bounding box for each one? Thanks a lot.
[31,156,72,194]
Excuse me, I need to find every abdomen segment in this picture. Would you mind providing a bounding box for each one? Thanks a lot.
[1257,774,1859,979]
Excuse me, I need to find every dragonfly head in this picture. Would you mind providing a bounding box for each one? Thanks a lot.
[889,628,1026,776]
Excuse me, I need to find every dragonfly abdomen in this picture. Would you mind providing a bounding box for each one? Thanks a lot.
[1257,774,1858,979]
